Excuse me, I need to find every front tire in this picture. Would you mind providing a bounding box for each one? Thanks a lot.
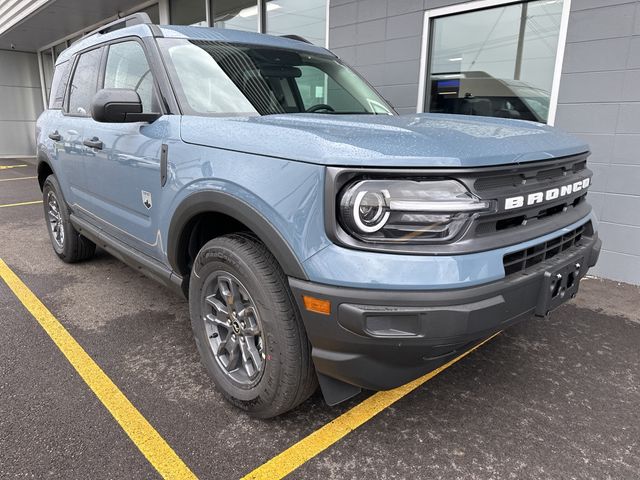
[189,234,317,418]
[43,175,96,263]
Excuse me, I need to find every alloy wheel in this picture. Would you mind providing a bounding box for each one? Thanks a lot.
[202,271,265,386]
[47,191,64,249]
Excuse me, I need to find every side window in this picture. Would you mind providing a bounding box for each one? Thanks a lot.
[104,41,157,112]
[68,48,102,116]
[49,61,70,110]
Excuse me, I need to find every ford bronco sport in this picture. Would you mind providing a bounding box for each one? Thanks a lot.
[36,13,601,418]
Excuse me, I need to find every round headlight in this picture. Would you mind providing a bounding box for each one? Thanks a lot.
[354,190,389,231]
[340,183,391,234]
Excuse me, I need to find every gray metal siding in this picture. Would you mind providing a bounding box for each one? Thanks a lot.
[329,0,432,115]
[0,49,42,157]
[555,0,640,284]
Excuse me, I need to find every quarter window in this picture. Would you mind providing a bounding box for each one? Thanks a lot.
[49,61,70,110]
[67,48,102,116]
[104,41,158,113]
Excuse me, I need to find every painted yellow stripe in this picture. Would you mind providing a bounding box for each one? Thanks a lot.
[0,200,42,208]
[242,331,501,480]
[0,259,197,480]
[0,175,37,182]
[0,164,28,170]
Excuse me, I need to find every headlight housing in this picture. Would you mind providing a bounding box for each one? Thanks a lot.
[338,179,492,244]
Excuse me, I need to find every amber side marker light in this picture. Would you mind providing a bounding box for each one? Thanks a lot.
[302,295,331,315]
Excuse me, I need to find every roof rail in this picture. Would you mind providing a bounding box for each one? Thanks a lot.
[84,12,152,39]
[280,34,313,44]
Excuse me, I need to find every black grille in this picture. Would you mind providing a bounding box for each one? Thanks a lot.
[503,222,591,276]
[470,154,591,239]
[474,159,587,192]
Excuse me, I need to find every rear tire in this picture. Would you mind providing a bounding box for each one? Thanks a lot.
[189,233,317,418]
[43,175,96,263]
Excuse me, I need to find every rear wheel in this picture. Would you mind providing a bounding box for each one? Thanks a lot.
[42,175,96,263]
[189,233,317,418]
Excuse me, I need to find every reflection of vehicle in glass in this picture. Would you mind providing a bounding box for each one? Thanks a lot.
[36,14,600,418]
[429,71,550,122]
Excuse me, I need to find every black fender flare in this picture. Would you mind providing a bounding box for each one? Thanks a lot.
[167,190,308,280]
[36,152,56,191]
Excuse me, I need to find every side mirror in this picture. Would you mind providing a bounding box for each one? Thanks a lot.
[91,88,160,123]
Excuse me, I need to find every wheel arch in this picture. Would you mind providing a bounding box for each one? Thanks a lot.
[36,154,55,191]
[167,190,308,281]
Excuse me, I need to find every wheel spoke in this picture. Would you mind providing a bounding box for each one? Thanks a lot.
[225,335,240,370]
[239,340,257,378]
[215,337,228,355]
[218,277,235,308]
[244,340,263,375]
[237,306,255,320]
[205,295,228,317]
[242,323,260,336]
[204,313,228,329]
[229,281,243,310]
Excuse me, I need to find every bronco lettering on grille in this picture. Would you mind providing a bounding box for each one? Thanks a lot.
[504,178,590,210]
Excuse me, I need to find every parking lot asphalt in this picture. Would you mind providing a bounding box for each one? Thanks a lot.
[1,160,639,480]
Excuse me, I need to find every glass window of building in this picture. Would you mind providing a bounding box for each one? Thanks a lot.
[213,0,259,32]
[265,0,327,46]
[41,49,54,102]
[138,3,160,24]
[426,0,564,123]
[170,0,207,26]
[53,41,67,62]
[68,34,83,45]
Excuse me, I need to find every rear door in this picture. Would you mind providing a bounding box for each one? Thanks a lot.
[57,47,104,207]
[80,38,168,260]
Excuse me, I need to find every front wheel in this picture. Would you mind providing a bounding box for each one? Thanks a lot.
[189,233,317,418]
[42,175,96,263]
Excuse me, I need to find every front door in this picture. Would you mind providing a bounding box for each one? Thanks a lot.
[80,39,169,261]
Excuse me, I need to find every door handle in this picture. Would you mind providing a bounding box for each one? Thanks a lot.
[48,130,61,141]
[83,137,103,150]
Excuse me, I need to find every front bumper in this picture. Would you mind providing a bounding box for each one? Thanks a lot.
[290,232,601,401]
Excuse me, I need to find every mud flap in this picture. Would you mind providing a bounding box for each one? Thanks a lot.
[317,373,362,406]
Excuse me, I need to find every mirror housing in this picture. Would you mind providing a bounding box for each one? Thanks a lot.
[91,88,160,123]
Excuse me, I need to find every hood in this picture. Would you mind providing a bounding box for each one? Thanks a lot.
[180,113,588,168]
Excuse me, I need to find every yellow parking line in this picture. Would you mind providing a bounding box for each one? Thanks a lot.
[0,176,37,182]
[0,259,197,480]
[242,331,501,480]
[0,200,43,208]
[0,164,28,170]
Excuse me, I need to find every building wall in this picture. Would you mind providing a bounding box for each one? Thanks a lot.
[328,0,472,114]
[0,49,43,157]
[555,0,640,285]
[329,0,640,284]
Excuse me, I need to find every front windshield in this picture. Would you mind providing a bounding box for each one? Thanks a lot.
[157,38,394,116]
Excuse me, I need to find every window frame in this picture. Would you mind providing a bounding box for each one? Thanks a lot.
[62,36,167,118]
[63,45,105,117]
[100,37,164,114]
[416,0,572,126]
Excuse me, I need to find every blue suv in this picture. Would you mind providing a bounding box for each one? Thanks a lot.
[36,13,601,417]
